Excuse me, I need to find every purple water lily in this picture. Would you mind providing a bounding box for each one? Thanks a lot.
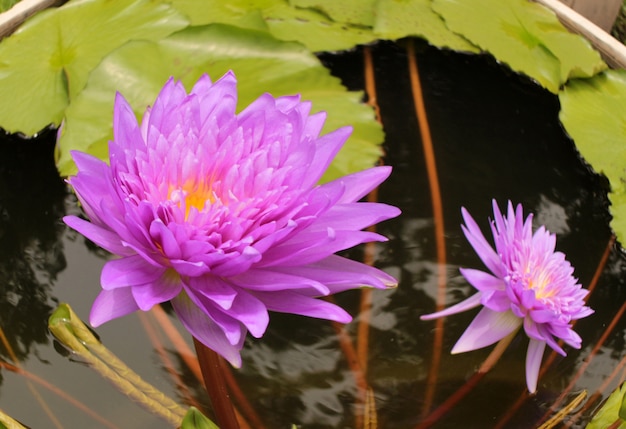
[421,200,592,392]
[64,71,400,367]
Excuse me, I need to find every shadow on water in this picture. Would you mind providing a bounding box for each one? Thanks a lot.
[0,39,625,428]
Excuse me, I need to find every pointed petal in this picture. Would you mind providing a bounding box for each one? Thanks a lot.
[420,293,483,321]
[459,268,505,292]
[313,202,401,232]
[188,275,238,310]
[461,207,504,278]
[184,288,245,346]
[268,254,397,294]
[63,216,130,256]
[254,290,352,323]
[224,290,269,339]
[149,220,182,260]
[90,288,140,327]
[260,230,387,267]
[131,271,183,311]
[320,166,393,204]
[101,255,165,290]
[171,292,244,368]
[230,268,329,294]
[451,308,522,353]
[525,338,546,393]
[300,126,351,188]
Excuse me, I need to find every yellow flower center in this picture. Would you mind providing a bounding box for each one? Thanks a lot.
[169,179,215,219]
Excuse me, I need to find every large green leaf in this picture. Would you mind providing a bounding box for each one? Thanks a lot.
[374,0,478,52]
[262,2,377,52]
[0,0,188,135]
[165,0,271,30]
[432,0,605,93]
[164,0,377,53]
[559,70,626,245]
[57,24,384,183]
[289,0,377,26]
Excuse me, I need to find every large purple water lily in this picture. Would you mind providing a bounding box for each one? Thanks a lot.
[421,200,592,392]
[64,71,400,367]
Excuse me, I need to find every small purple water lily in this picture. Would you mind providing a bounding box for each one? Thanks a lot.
[421,200,592,393]
[64,71,400,367]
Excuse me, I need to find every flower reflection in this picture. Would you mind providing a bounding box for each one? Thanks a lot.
[421,200,592,392]
[64,71,400,367]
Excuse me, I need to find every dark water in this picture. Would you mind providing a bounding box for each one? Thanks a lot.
[0,40,624,428]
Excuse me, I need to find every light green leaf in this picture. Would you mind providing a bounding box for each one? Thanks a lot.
[0,0,188,135]
[165,0,376,53]
[0,0,20,13]
[180,407,219,429]
[57,24,384,183]
[289,0,377,26]
[374,0,478,52]
[262,2,377,52]
[621,383,626,421]
[587,382,626,429]
[559,70,626,245]
[165,0,271,30]
[432,0,605,93]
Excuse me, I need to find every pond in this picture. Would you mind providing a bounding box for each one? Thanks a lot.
[0,38,624,428]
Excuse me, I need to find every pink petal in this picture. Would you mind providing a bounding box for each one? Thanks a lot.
[90,288,140,327]
[63,216,130,256]
[461,207,504,278]
[222,290,269,339]
[459,268,505,292]
[300,126,351,188]
[420,293,483,321]
[229,269,330,294]
[131,272,183,311]
[313,202,401,232]
[260,230,387,267]
[525,338,546,393]
[269,254,397,294]
[172,292,244,368]
[187,275,238,310]
[184,288,245,346]
[321,166,393,204]
[149,220,182,259]
[451,308,522,353]
[111,92,144,157]
[101,255,165,290]
[254,290,352,323]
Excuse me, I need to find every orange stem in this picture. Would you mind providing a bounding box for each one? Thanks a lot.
[407,38,448,417]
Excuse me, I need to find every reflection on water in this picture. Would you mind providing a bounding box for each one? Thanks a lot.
[0,129,67,366]
[0,40,625,428]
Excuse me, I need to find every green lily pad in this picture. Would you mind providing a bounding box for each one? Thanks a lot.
[559,70,626,245]
[0,0,188,135]
[262,2,376,52]
[432,0,605,92]
[165,0,376,53]
[289,0,377,26]
[374,0,478,52]
[57,24,384,183]
[165,0,271,30]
